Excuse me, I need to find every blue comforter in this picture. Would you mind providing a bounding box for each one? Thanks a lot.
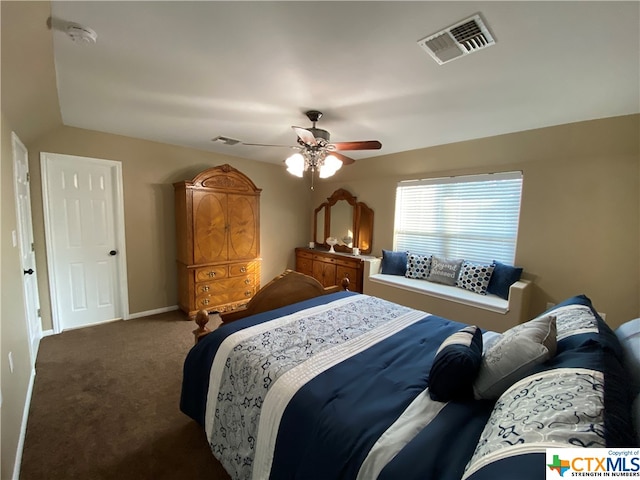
[180,292,635,480]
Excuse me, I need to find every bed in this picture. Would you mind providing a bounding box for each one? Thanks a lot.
[180,271,637,480]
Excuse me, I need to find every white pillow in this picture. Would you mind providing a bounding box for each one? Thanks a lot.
[615,318,640,394]
[633,394,640,448]
[474,314,557,400]
[615,318,640,444]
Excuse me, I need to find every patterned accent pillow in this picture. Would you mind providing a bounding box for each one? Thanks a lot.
[456,261,495,295]
[429,325,483,402]
[405,253,431,279]
[427,256,463,285]
[473,314,557,400]
[464,369,606,479]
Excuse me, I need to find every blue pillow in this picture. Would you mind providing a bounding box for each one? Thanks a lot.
[429,325,483,401]
[381,250,407,276]
[487,261,523,300]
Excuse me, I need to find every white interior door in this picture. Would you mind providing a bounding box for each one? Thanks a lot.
[12,132,42,364]
[41,153,128,332]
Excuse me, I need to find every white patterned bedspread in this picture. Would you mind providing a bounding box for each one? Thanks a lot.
[204,294,427,480]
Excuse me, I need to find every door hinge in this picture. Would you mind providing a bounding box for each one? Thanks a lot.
[31,242,35,252]
[37,308,41,317]
[26,172,30,182]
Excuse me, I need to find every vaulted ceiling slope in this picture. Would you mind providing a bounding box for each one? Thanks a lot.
[1,1,62,145]
[5,2,640,162]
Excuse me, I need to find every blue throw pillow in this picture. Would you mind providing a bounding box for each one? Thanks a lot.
[380,250,408,276]
[429,325,483,401]
[487,261,523,300]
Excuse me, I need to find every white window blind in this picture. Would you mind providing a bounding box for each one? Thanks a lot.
[393,171,523,264]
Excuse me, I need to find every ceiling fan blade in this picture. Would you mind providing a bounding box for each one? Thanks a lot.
[242,142,298,149]
[292,126,317,146]
[332,152,356,165]
[331,140,382,151]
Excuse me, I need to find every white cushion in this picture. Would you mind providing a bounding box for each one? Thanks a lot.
[615,318,640,395]
[474,314,557,400]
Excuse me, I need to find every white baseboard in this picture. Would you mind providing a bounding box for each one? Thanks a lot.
[13,367,36,480]
[126,305,179,320]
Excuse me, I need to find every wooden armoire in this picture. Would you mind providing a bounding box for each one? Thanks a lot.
[174,164,261,317]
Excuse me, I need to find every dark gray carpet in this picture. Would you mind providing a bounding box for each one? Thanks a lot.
[20,310,230,480]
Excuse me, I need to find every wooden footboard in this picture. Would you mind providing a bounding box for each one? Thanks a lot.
[192,270,347,343]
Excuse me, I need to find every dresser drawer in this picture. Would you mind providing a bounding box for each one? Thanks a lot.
[195,265,228,282]
[336,265,359,291]
[335,257,360,269]
[296,256,313,274]
[297,250,314,260]
[313,254,336,263]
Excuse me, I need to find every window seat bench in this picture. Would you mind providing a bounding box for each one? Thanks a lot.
[363,258,531,332]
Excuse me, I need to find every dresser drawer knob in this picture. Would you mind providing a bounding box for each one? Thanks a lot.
[202,285,210,292]
[202,299,210,305]
[245,291,252,297]
[244,278,251,284]
[207,271,216,278]
[240,266,247,273]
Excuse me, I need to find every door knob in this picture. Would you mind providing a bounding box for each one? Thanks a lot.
[23,268,34,275]
[109,250,117,256]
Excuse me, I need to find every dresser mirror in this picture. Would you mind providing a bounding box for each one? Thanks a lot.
[313,188,373,254]
[314,204,326,245]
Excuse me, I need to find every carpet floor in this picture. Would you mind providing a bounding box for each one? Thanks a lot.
[20,310,231,480]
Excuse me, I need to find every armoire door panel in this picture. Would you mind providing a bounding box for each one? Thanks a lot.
[193,191,227,264]
[228,194,258,259]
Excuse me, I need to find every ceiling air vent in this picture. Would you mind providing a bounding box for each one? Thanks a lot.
[418,14,495,65]
[211,136,240,145]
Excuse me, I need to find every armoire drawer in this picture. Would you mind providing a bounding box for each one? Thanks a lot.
[195,265,228,282]
[202,275,256,293]
[229,261,258,277]
[196,288,256,309]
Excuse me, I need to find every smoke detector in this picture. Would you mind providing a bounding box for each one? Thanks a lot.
[418,14,495,65]
[65,23,97,44]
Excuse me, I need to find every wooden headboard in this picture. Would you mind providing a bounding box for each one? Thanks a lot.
[192,270,346,343]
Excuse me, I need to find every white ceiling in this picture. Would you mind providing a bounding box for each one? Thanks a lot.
[50,1,640,165]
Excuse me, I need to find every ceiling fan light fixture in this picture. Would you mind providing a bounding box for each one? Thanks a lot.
[285,153,305,177]
[319,155,342,178]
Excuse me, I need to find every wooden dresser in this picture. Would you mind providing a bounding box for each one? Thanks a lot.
[175,164,261,317]
[295,247,365,293]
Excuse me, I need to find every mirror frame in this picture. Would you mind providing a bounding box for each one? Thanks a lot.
[313,188,374,255]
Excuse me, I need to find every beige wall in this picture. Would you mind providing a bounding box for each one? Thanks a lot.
[1,3,638,476]
[1,114,34,480]
[28,126,313,330]
[311,114,640,329]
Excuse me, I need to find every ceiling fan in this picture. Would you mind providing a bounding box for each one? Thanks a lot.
[243,110,382,185]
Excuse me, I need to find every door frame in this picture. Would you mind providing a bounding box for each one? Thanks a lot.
[41,152,130,333]
[12,132,42,365]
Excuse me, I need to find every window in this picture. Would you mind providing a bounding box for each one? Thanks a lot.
[393,171,523,264]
